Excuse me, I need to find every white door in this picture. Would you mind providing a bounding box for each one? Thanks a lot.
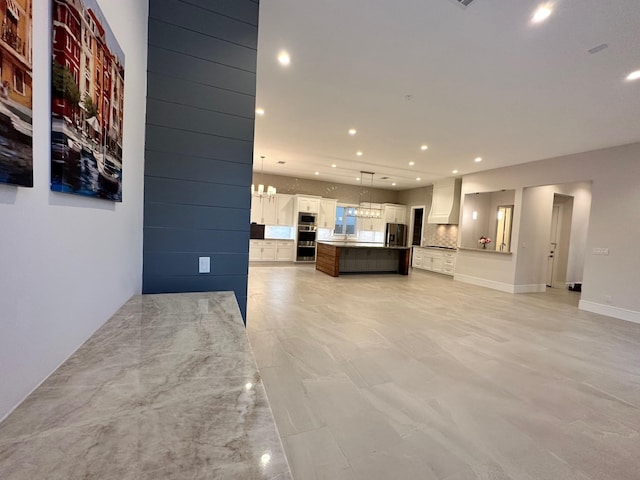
[546,205,560,287]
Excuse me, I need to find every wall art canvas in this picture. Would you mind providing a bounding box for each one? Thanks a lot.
[51,0,124,201]
[0,0,33,187]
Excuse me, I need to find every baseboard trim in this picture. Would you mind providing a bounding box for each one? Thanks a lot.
[579,300,640,324]
[454,274,515,293]
[514,284,547,293]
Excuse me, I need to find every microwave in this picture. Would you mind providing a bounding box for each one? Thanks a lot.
[298,212,317,226]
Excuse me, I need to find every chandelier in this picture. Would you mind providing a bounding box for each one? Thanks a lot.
[355,171,382,218]
[251,156,277,198]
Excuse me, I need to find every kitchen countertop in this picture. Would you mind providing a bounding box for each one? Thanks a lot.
[0,292,292,480]
[420,245,457,251]
[318,241,410,250]
[458,246,513,255]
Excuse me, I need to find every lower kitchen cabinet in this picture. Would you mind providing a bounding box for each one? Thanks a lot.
[275,240,294,261]
[250,240,294,262]
[411,247,456,276]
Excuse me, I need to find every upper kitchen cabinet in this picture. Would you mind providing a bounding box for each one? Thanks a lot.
[427,178,462,224]
[296,195,321,214]
[460,190,515,252]
[251,194,277,224]
[319,198,337,229]
[276,194,295,226]
[384,204,407,224]
[251,194,293,226]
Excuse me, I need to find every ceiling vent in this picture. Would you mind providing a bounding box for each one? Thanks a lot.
[450,0,476,8]
[379,176,390,180]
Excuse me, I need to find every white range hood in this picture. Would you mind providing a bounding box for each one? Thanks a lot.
[427,178,461,224]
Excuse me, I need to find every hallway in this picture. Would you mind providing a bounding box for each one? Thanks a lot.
[247,265,640,480]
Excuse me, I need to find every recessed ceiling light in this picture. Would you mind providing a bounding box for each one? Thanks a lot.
[416,177,421,181]
[356,151,363,156]
[356,177,360,181]
[392,182,397,186]
[348,129,357,135]
[255,108,265,116]
[474,157,483,163]
[452,169,459,174]
[331,164,337,168]
[314,171,319,175]
[532,4,552,23]
[277,51,290,66]
[420,145,428,151]
[409,161,415,166]
[626,70,640,81]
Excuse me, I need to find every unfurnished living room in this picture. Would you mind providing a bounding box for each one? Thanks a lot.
[1,1,639,479]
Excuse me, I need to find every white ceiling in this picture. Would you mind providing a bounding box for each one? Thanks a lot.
[253,0,640,190]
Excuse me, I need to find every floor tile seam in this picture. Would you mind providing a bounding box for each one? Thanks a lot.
[497,413,600,480]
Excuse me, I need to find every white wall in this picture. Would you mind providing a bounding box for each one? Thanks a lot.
[0,0,148,421]
[455,143,640,322]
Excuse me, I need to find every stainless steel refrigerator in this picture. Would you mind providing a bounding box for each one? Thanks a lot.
[385,223,407,247]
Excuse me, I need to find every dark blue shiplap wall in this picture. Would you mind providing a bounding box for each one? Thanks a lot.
[143,0,259,321]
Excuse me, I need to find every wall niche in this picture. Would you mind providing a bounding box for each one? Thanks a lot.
[460,190,515,252]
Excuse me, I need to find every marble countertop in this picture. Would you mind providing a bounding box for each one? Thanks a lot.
[458,246,513,255]
[0,292,292,480]
[318,241,409,250]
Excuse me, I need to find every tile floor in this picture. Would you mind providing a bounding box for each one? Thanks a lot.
[247,264,640,480]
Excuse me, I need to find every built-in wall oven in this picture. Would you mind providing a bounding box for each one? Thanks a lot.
[296,212,318,262]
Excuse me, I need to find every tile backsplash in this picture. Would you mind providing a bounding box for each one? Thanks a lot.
[424,224,458,248]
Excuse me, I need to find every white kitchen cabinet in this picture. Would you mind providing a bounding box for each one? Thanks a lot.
[276,194,295,226]
[249,240,276,261]
[357,216,383,232]
[296,196,320,214]
[411,247,456,276]
[356,203,384,233]
[250,195,261,224]
[250,240,294,262]
[275,240,294,261]
[384,204,407,224]
[319,198,337,229]
[250,194,278,225]
[412,248,423,268]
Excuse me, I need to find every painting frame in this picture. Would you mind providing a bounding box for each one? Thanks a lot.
[51,0,125,202]
[0,0,34,188]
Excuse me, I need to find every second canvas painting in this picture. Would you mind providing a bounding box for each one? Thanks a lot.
[51,0,125,201]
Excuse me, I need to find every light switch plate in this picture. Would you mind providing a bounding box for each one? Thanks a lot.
[198,256,211,273]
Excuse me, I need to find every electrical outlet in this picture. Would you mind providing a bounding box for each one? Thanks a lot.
[198,256,211,274]
[605,295,613,304]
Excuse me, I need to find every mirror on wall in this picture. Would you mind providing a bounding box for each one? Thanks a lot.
[496,205,513,252]
[460,190,515,252]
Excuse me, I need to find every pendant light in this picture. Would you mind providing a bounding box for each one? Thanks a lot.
[252,156,277,198]
[355,171,382,218]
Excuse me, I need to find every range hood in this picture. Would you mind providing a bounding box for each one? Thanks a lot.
[427,178,461,224]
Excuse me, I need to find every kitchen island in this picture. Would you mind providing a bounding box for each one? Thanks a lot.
[316,241,411,277]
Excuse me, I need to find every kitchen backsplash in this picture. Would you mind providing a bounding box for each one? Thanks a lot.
[424,224,458,248]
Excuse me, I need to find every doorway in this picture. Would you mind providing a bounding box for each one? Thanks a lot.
[409,206,425,246]
[546,195,574,289]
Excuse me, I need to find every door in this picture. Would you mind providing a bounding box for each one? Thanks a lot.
[546,205,560,287]
[410,207,424,246]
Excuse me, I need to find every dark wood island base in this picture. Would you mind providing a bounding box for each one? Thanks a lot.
[316,242,411,277]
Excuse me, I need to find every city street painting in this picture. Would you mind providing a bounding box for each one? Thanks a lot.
[0,0,33,188]
[51,0,125,201]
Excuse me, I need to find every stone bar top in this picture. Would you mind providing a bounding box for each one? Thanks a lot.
[0,292,292,480]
